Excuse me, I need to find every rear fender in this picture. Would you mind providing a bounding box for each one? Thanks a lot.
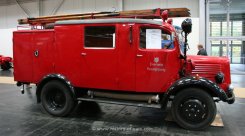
[36,74,76,103]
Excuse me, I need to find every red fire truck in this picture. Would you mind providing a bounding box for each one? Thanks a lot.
[13,8,235,130]
[0,55,12,70]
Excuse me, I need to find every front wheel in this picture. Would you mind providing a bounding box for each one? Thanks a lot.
[41,80,75,117]
[171,88,216,130]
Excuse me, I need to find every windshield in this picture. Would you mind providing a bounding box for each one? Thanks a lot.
[175,26,184,55]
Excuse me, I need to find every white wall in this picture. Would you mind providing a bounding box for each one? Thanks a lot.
[0,0,200,57]
[124,0,199,17]
[0,28,16,57]
[199,0,206,48]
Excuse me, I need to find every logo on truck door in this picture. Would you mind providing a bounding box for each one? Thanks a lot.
[154,57,159,63]
[147,57,166,72]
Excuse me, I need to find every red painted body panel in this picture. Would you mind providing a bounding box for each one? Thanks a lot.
[54,25,83,87]
[54,24,134,91]
[13,21,231,93]
[116,24,135,91]
[13,30,54,83]
[13,32,33,82]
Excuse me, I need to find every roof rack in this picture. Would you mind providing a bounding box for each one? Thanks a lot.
[18,8,190,26]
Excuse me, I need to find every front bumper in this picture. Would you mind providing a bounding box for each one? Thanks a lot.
[223,84,235,104]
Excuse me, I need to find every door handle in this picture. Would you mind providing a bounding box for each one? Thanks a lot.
[34,50,39,57]
[136,54,143,57]
[81,53,87,56]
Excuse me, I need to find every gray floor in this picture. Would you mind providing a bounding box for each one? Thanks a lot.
[231,64,245,74]
[0,69,245,136]
[231,74,245,88]
[0,69,12,77]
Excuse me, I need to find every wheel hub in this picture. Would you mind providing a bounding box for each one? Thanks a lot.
[54,93,63,104]
[180,99,207,123]
[47,90,65,110]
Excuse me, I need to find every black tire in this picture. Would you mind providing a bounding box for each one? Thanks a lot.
[171,88,216,130]
[41,80,75,117]
[1,61,11,70]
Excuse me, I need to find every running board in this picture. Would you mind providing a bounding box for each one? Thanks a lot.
[77,97,162,108]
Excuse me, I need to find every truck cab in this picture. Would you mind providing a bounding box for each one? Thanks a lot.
[13,9,235,130]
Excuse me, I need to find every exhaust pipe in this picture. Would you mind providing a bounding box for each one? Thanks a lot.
[87,90,159,104]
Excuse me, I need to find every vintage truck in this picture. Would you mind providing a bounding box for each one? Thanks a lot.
[0,55,12,70]
[13,8,235,130]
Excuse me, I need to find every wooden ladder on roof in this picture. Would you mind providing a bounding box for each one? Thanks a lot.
[18,8,190,26]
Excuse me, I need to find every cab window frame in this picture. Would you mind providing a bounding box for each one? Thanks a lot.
[84,25,116,49]
[139,25,174,50]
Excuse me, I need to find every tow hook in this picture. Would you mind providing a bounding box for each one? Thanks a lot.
[16,82,25,94]
[21,85,25,94]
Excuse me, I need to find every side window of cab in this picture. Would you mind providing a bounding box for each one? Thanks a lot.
[140,27,174,50]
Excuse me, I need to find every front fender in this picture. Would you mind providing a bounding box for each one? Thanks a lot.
[166,76,234,103]
[36,74,76,103]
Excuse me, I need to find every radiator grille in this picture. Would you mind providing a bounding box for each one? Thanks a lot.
[191,63,221,79]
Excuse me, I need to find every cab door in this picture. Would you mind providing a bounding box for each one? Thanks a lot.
[135,25,179,92]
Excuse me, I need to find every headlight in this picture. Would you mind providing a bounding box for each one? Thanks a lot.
[215,72,224,84]
[227,84,234,93]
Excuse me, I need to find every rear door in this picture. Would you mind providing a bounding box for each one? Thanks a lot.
[80,25,118,90]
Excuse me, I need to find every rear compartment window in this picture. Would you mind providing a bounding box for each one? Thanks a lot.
[85,26,115,48]
[140,27,174,50]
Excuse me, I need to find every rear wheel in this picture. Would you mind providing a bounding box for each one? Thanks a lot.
[41,80,75,117]
[1,61,11,70]
[171,88,216,130]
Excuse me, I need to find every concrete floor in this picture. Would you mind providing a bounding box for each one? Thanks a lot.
[231,64,245,74]
[231,74,245,88]
[0,69,245,136]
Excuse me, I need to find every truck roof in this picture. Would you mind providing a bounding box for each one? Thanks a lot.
[55,18,162,26]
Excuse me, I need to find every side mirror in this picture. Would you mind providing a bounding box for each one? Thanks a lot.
[181,18,192,61]
[181,18,192,34]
